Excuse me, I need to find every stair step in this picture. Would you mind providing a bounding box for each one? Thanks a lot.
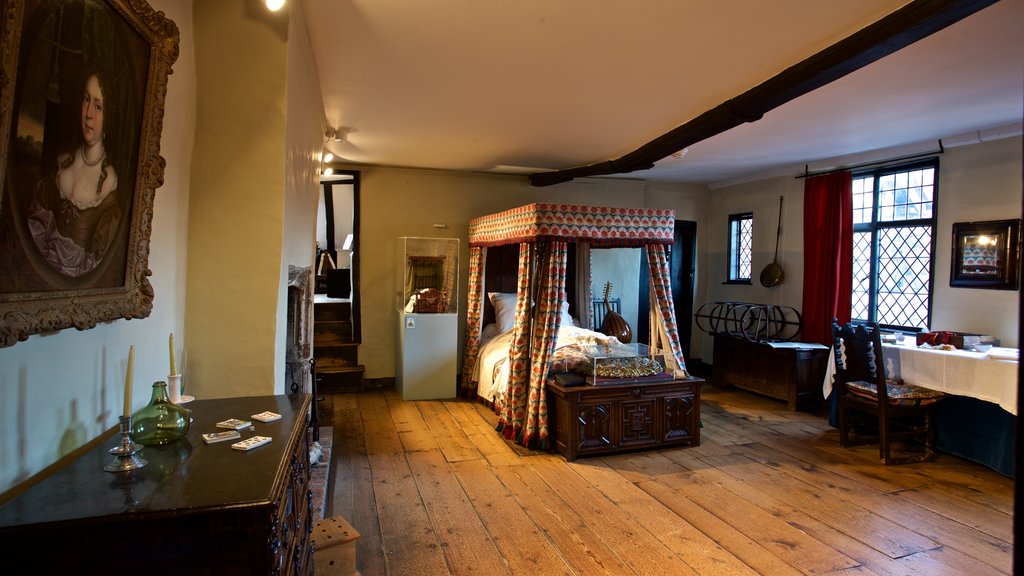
[313,296,361,391]
[315,341,359,349]
[315,344,358,363]
[314,322,354,342]
[314,302,352,322]
[314,318,351,328]
[316,357,360,370]
[318,365,365,392]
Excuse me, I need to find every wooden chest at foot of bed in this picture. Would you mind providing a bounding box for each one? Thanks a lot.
[546,377,702,461]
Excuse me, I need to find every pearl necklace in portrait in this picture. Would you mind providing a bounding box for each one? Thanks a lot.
[81,145,105,167]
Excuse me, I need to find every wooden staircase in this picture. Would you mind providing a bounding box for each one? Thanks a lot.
[314,298,365,392]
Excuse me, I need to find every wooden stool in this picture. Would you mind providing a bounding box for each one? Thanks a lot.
[311,515,361,575]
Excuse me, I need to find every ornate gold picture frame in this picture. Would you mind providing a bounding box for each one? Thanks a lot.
[0,0,178,347]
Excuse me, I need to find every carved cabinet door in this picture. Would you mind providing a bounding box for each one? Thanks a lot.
[663,393,698,442]
[576,401,614,452]
[620,389,658,447]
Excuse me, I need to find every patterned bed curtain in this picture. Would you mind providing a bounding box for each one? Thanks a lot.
[459,246,485,396]
[520,240,567,449]
[442,241,459,313]
[645,244,689,378]
[497,243,534,435]
[575,242,593,329]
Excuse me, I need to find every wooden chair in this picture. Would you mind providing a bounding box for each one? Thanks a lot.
[830,319,946,464]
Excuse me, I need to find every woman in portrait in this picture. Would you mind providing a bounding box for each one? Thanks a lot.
[26,66,121,278]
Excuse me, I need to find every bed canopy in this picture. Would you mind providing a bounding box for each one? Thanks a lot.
[460,203,690,449]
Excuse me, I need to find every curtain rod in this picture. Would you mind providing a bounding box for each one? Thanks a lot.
[796,140,945,179]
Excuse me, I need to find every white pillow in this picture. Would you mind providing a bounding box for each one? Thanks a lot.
[488,292,518,333]
[489,293,574,332]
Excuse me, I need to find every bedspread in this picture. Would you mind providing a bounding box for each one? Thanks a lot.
[473,325,625,404]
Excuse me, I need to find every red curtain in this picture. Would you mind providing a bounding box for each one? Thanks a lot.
[801,172,853,345]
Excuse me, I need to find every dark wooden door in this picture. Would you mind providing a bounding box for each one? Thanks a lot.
[672,220,696,362]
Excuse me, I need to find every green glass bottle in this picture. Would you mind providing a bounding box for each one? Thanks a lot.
[131,381,191,446]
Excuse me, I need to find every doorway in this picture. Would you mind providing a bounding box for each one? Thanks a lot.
[637,220,696,362]
[317,171,361,342]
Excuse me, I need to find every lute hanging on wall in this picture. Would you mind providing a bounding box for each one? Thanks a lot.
[599,281,632,343]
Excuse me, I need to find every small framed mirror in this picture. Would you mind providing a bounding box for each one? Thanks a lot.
[950,219,1021,290]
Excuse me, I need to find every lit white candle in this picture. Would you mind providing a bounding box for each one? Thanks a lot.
[124,345,135,417]
[169,333,177,375]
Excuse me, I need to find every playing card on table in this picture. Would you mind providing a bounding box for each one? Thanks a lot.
[216,418,251,430]
[231,436,272,451]
[202,430,241,444]
[251,411,282,423]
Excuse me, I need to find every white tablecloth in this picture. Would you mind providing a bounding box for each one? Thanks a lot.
[822,340,1018,415]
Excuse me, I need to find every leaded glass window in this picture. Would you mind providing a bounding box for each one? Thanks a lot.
[851,161,937,331]
[728,213,753,283]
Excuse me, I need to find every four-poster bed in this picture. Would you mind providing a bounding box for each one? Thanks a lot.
[460,203,702,456]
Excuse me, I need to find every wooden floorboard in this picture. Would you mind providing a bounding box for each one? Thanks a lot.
[327,384,1014,575]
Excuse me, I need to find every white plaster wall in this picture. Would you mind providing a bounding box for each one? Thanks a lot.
[278,0,326,393]
[0,0,195,495]
[931,136,1022,345]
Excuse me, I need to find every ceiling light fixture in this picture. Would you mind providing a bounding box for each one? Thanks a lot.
[324,127,345,142]
[323,152,334,163]
[323,167,334,176]
[265,0,285,12]
[324,126,351,143]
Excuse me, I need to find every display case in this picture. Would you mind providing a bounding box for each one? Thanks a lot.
[396,237,460,313]
[396,237,459,400]
[572,343,670,385]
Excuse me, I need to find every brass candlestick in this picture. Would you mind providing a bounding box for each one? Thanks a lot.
[104,415,147,472]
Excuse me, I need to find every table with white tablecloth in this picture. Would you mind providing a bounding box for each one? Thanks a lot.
[822,340,1018,475]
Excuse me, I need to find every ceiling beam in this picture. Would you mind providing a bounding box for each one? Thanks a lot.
[529,0,1000,187]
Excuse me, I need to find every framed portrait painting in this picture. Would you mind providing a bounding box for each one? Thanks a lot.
[950,219,1021,290]
[0,0,178,347]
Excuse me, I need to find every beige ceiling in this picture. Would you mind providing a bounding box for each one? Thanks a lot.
[303,0,1023,186]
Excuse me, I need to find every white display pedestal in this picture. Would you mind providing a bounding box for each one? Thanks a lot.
[397,312,458,400]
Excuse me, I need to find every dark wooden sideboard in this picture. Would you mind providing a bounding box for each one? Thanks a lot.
[712,334,828,411]
[547,377,702,461]
[0,394,313,576]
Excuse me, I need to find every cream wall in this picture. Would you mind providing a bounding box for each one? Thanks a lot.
[0,0,195,495]
[279,0,327,389]
[186,0,288,398]
[702,136,1022,362]
[931,136,1022,342]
